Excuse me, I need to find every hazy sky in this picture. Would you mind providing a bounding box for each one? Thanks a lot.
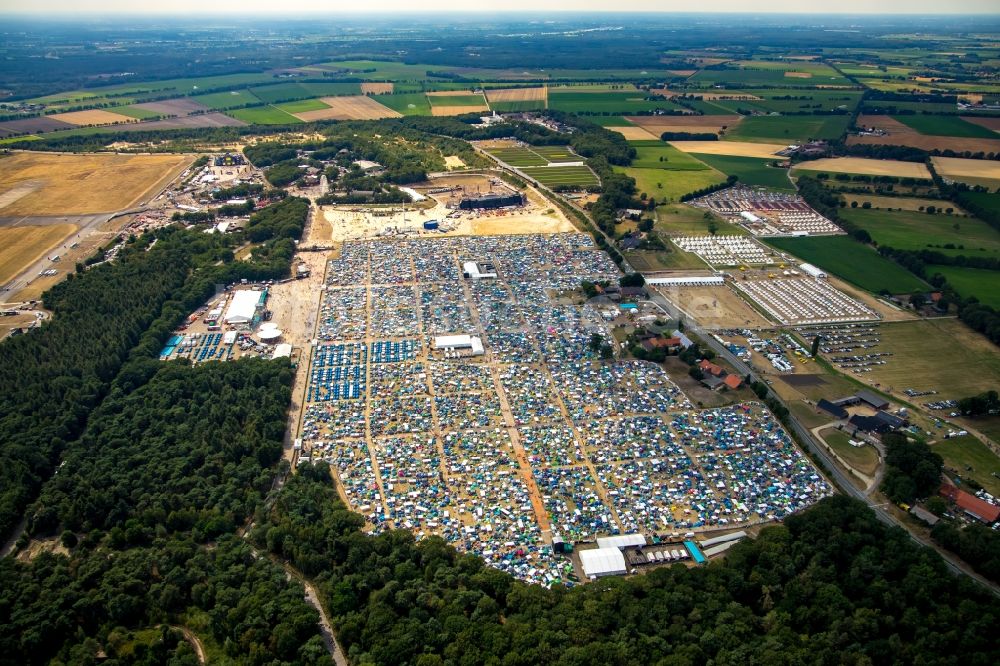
[1,1,998,15]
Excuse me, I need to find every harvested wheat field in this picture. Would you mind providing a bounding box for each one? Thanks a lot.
[932,156,1000,183]
[841,195,965,214]
[49,109,138,126]
[609,126,661,140]
[0,224,77,284]
[360,82,394,95]
[444,155,467,169]
[628,114,742,135]
[485,87,547,103]
[792,157,930,179]
[0,152,192,216]
[785,71,812,78]
[431,105,490,117]
[851,115,1000,153]
[293,96,402,121]
[669,140,787,159]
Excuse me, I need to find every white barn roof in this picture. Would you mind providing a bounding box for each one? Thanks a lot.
[580,547,627,579]
[224,290,261,324]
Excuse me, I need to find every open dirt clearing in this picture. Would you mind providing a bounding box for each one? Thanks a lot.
[48,109,138,126]
[0,224,77,284]
[785,71,812,78]
[792,157,931,179]
[132,98,211,116]
[293,96,401,121]
[851,115,1000,153]
[658,284,773,329]
[0,152,192,216]
[932,156,1000,182]
[485,87,547,103]
[360,82,394,95]
[668,140,787,158]
[444,155,466,169]
[431,105,490,117]
[962,116,1000,133]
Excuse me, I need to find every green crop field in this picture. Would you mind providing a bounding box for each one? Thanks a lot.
[932,266,1000,307]
[191,89,262,110]
[112,105,163,120]
[520,165,599,187]
[629,142,714,171]
[488,148,549,167]
[299,82,363,97]
[894,115,998,138]
[28,72,274,108]
[594,116,634,127]
[377,93,432,116]
[706,91,861,115]
[617,166,725,204]
[655,203,747,236]
[529,146,579,161]
[724,115,851,143]
[547,91,683,114]
[841,208,1000,254]
[248,82,315,103]
[766,235,928,293]
[275,98,331,114]
[309,60,437,81]
[688,154,794,190]
[226,106,301,125]
[961,192,1000,216]
[691,62,852,87]
[861,100,959,114]
[427,94,487,106]
[932,435,1000,497]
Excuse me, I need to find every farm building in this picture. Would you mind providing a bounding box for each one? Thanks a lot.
[580,547,628,579]
[459,192,525,210]
[224,290,263,324]
[817,398,849,419]
[849,411,906,435]
[855,390,890,410]
[940,484,1000,524]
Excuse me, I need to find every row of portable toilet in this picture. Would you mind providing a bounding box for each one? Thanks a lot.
[645,548,688,564]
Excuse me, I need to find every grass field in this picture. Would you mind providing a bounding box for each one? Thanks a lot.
[960,192,1000,216]
[932,266,1000,307]
[275,98,331,114]
[766,235,928,293]
[841,208,1000,254]
[594,116,635,127]
[487,146,582,167]
[548,91,682,114]
[629,142,714,171]
[894,114,999,138]
[618,166,725,203]
[688,154,794,190]
[27,72,274,108]
[300,82,364,97]
[377,93,432,116]
[248,82,316,104]
[725,115,851,143]
[860,319,1000,402]
[0,152,192,216]
[227,106,301,125]
[191,89,261,110]
[822,428,880,477]
[0,224,78,285]
[654,203,745,237]
[519,166,599,188]
[427,94,488,107]
[932,435,1000,497]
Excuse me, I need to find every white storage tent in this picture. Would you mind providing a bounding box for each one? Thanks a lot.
[580,548,627,579]
[224,290,261,324]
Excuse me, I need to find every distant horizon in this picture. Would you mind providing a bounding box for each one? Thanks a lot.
[1,4,999,17]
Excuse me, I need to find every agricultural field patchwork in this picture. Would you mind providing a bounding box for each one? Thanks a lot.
[688,154,794,190]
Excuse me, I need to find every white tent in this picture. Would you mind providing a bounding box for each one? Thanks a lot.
[596,534,647,550]
[580,548,627,579]
[224,290,261,324]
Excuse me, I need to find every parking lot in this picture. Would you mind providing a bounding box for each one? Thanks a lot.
[298,233,831,585]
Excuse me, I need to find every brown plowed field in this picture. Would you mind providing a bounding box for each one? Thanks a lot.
[430,105,490,117]
[137,113,247,129]
[851,114,1000,153]
[627,114,742,134]
[0,152,192,216]
[963,116,1000,133]
[785,71,813,78]
[132,98,211,116]
[293,96,401,121]
[360,82,394,95]
[0,116,76,137]
[49,109,138,126]
[485,87,546,103]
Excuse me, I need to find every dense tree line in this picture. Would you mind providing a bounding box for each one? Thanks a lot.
[931,521,1000,583]
[255,471,1000,666]
[660,131,719,141]
[880,432,944,504]
[245,196,309,243]
[679,175,739,203]
[958,390,1000,417]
